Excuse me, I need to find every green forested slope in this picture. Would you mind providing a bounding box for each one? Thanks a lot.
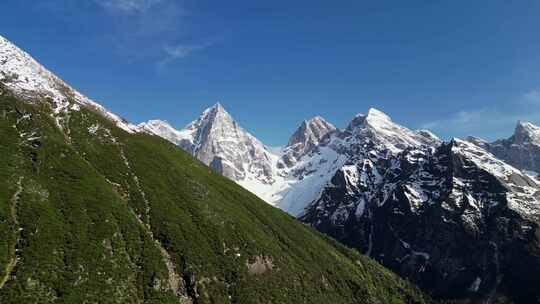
[0,93,431,303]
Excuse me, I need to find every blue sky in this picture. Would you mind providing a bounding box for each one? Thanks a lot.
[2,0,540,145]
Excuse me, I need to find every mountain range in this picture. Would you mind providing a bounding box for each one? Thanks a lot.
[141,96,540,303]
[0,35,433,303]
[2,32,540,303]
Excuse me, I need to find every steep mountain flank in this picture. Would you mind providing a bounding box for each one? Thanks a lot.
[301,139,540,303]
[0,35,430,304]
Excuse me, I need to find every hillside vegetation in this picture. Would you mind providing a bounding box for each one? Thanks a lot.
[0,92,431,303]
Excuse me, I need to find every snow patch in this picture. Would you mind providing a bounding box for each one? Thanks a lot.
[0,35,137,133]
[468,277,482,292]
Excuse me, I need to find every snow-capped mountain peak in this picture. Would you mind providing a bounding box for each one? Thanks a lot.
[365,107,392,122]
[140,103,279,192]
[513,120,540,145]
[451,138,538,189]
[197,102,230,126]
[181,102,242,152]
[345,108,441,153]
[281,115,337,167]
[473,120,540,173]
[0,35,137,133]
[141,104,445,218]
[286,115,336,147]
[346,108,392,130]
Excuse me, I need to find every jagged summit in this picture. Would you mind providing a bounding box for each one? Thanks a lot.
[366,107,392,122]
[275,108,444,216]
[210,101,225,111]
[140,103,278,192]
[469,120,540,173]
[171,102,244,153]
[198,102,229,123]
[346,108,414,135]
[345,108,392,130]
[146,105,444,215]
[281,115,337,167]
[0,35,137,133]
[345,113,366,131]
[513,120,540,145]
[345,108,440,153]
[286,116,335,148]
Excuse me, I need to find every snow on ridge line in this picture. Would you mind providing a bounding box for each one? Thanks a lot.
[450,138,540,218]
[0,35,137,133]
[140,104,446,216]
[138,119,190,145]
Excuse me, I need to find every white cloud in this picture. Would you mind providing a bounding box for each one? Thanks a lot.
[157,38,219,68]
[164,42,212,59]
[95,0,163,13]
[523,88,540,104]
[38,0,217,67]
[94,0,192,62]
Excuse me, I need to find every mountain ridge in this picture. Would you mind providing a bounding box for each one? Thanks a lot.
[4,32,540,303]
[140,104,441,216]
[0,35,137,134]
[145,103,540,302]
[466,120,540,176]
[0,34,431,304]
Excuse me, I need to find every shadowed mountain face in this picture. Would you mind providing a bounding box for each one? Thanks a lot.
[0,35,431,303]
[301,138,540,303]
[294,109,540,303]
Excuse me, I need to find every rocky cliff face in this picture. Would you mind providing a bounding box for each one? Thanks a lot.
[280,116,337,168]
[140,103,279,196]
[301,138,540,302]
[479,121,540,176]
[274,108,441,216]
[141,107,440,216]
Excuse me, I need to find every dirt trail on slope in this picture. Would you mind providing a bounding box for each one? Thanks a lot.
[117,145,190,302]
[0,177,23,290]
